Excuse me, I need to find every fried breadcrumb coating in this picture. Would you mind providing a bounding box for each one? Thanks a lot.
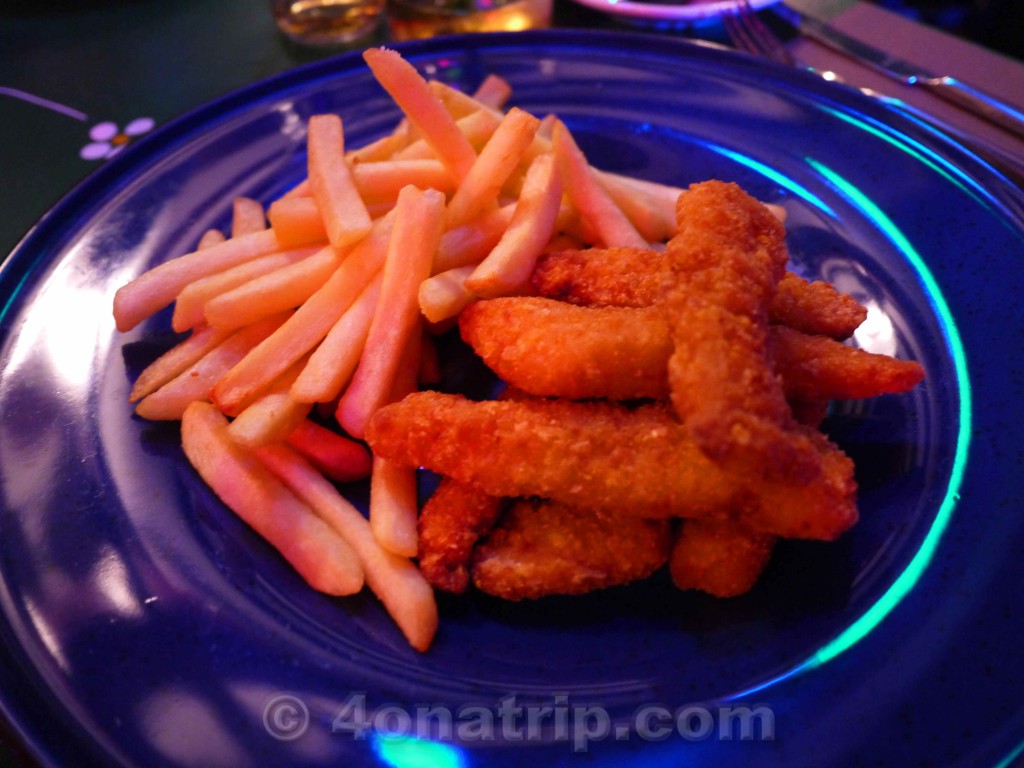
[472,498,672,601]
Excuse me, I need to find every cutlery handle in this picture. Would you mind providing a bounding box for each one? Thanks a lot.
[922,76,1024,142]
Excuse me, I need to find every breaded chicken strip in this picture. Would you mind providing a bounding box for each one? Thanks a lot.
[418,477,503,594]
[460,299,672,402]
[665,181,818,482]
[532,247,867,340]
[669,520,775,598]
[365,392,858,541]
[767,325,925,402]
[472,498,672,601]
[459,296,924,402]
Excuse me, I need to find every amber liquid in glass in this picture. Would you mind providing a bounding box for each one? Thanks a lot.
[273,0,385,45]
[386,0,552,41]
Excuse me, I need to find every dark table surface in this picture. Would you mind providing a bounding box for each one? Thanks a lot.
[0,0,641,263]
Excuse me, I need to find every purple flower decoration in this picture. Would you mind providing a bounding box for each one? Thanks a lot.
[80,117,155,160]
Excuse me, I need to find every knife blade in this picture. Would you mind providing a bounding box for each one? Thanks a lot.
[776,4,1024,142]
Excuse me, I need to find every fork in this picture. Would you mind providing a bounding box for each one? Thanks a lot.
[720,0,1024,186]
[722,0,798,69]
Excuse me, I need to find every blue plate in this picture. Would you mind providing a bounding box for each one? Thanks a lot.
[2,30,1023,768]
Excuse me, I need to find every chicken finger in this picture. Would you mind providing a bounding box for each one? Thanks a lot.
[532,247,867,339]
[459,296,924,403]
[365,392,858,541]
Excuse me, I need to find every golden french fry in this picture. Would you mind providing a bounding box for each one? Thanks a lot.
[363,47,478,181]
[135,313,291,421]
[197,228,226,249]
[336,186,445,439]
[392,109,500,163]
[369,456,419,558]
[285,419,372,483]
[227,359,314,449]
[203,245,341,331]
[595,170,676,243]
[427,80,505,121]
[346,120,412,164]
[171,246,319,333]
[255,442,438,652]
[418,265,476,324]
[211,212,395,414]
[552,119,647,249]
[182,401,364,597]
[307,114,373,251]
[267,196,329,248]
[354,159,457,204]
[231,196,267,237]
[432,204,515,274]
[113,228,280,332]
[465,152,563,298]
[445,107,541,230]
[471,73,513,110]
[129,324,232,403]
[290,273,382,404]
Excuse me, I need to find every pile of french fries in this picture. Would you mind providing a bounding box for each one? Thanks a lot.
[114,48,711,652]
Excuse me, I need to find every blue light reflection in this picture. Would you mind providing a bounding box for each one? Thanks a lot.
[373,734,467,768]
[800,158,971,667]
[709,145,837,217]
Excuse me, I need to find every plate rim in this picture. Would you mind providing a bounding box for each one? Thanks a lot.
[564,0,781,23]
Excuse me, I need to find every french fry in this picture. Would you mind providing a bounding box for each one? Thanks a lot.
[354,159,457,204]
[134,313,291,421]
[471,73,513,110]
[281,177,312,198]
[369,456,419,558]
[307,114,373,251]
[445,107,541,230]
[231,196,267,237]
[113,228,280,332]
[369,329,424,557]
[203,245,341,331]
[363,47,478,181]
[346,120,412,164]
[128,324,232,403]
[432,204,515,274]
[549,196,600,246]
[255,442,438,652]
[336,186,445,439]
[267,196,329,248]
[551,120,647,249]
[393,108,501,162]
[290,273,382,404]
[197,228,226,249]
[171,246,320,332]
[227,359,313,449]
[427,80,505,121]
[595,170,676,243]
[418,265,476,324]
[211,211,396,414]
[284,419,372,483]
[181,402,364,597]
[465,152,563,298]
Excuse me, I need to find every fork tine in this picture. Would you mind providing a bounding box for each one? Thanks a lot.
[723,0,795,67]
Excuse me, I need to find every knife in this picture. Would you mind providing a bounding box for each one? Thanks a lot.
[776,4,1024,142]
